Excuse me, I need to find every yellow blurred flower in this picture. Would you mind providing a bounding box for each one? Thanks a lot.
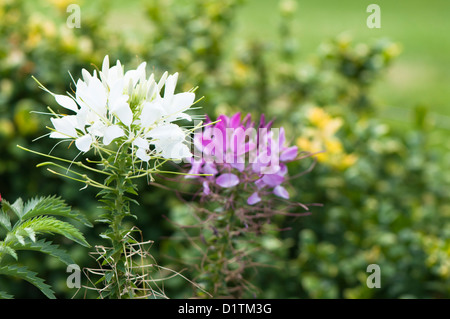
[60,27,77,51]
[339,153,358,170]
[0,118,15,139]
[421,234,450,279]
[232,59,251,81]
[280,0,297,16]
[25,14,57,49]
[384,42,402,60]
[25,26,42,49]
[297,106,358,170]
[47,0,75,12]
[306,106,328,127]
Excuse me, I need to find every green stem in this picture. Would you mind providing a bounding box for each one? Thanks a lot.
[97,152,136,299]
[200,194,244,298]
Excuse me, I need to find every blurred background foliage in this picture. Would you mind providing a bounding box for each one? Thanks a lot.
[0,0,449,298]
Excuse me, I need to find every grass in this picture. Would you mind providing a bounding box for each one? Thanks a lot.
[232,0,450,130]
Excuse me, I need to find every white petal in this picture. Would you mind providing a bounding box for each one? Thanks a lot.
[159,142,192,159]
[87,120,106,137]
[175,143,192,158]
[109,79,126,100]
[133,136,149,150]
[157,71,168,93]
[164,92,195,122]
[146,76,157,100]
[136,148,150,162]
[75,107,89,132]
[81,69,92,84]
[50,117,77,138]
[88,77,107,114]
[111,101,133,126]
[75,134,93,152]
[147,123,185,142]
[136,62,147,83]
[103,125,124,145]
[123,62,146,88]
[49,131,69,139]
[76,76,107,117]
[140,100,164,127]
[171,92,195,113]
[102,55,110,77]
[164,73,178,100]
[55,94,78,113]
[105,63,124,88]
[178,112,192,121]
[75,79,88,107]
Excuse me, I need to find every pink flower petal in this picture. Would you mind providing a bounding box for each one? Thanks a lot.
[230,162,245,172]
[255,178,265,189]
[247,192,261,205]
[273,185,289,199]
[281,146,298,162]
[229,112,242,129]
[262,174,284,187]
[203,163,218,176]
[216,173,239,188]
[186,161,202,179]
[203,181,210,195]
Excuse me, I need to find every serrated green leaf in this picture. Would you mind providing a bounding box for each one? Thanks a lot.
[1,199,23,220]
[17,216,90,248]
[12,239,76,266]
[11,199,24,218]
[0,212,11,232]
[15,234,25,246]
[0,290,14,299]
[14,228,36,244]
[24,227,36,242]
[0,265,56,299]
[0,243,17,261]
[21,195,92,227]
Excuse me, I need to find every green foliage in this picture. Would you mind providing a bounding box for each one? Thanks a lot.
[0,196,90,298]
[0,265,55,299]
[0,0,449,298]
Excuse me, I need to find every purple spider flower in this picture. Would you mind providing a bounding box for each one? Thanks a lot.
[187,112,298,205]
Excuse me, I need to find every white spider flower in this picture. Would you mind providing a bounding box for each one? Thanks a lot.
[40,55,196,163]
[146,123,192,160]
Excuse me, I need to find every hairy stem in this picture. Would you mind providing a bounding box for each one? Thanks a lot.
[97,151,137,299]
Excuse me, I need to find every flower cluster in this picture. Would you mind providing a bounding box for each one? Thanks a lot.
[41,55,195,162]
[296,106,357,170]
[187,112,299,205]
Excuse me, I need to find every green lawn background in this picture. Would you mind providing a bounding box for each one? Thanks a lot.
[104,0,449,125]
[233,0,450,131]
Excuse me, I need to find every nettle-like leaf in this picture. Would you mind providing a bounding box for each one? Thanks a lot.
[0,265,56,299]
[0,243,17,260]
[0,213,11,232]
[1,198,23,220]
[21,195,92,228]
[0,290,14,299]
[0,196,91,298]
[16,216,90,247]
[12,239,76,266]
